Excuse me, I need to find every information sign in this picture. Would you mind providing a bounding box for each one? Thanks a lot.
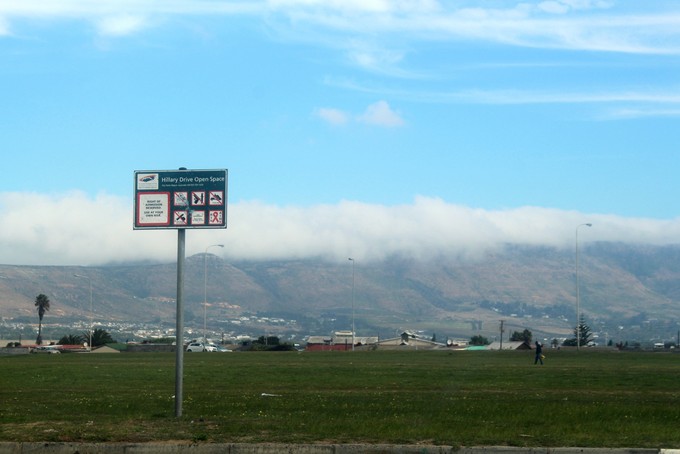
[133,169,228,230]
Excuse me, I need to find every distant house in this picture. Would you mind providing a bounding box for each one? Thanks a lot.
[375,337,444,350]
[487,341,532,351]
[91,345,120,354]
[305,336,344,351]
[375,331,447,350]
[305,332,378,351]
[57,344,90,353]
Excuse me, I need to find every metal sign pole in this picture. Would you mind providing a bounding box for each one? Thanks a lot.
[133,168,227,418]
[175,228,186,417]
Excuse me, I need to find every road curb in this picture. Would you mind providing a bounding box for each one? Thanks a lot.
[0,443,672,454]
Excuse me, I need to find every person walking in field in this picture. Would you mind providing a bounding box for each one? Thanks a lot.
[534,341,544,365]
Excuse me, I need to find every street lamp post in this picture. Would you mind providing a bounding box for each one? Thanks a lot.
[74,274,93,350]
[348,258,355,352]
[575,223,592,351]
[204,244,224,344]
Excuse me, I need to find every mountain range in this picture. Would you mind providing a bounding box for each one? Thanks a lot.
[1,242,679,343]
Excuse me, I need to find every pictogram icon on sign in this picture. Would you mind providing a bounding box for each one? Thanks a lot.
[209,191,224,205]
[192,191,206,205]
[174,192,189,206]
[191,211,206,225]
[174,211,188,225]
[209,211,223,225]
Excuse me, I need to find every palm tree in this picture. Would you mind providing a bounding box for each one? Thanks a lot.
[84,328,115,348]
[34,294,50,345]
[58,334,84,345]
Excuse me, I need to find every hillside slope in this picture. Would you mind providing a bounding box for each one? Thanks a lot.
[1,242,679,340]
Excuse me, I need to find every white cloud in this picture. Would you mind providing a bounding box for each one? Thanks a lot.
[0,17,9,35]
[357,100,404,127]
[96,15,148,36]
[347,46,405,73]
[538,0,612,15]
[315,107,349,125]
[538,1,571,15]
[0,191,176,266]
[599,107,680,120]
[0,191,679,266]
[267,0,441,15]
[316,101,405,127]
[0,1,262,16]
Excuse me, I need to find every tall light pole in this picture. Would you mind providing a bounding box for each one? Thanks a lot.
[575,223,592,351]
[204,244,224,343]
[74,273,93,350]
[348,257,355,352]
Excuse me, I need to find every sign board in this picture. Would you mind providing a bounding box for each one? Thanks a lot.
[133,169,228,230]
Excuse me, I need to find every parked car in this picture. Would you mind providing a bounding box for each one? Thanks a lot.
[206,343,231,352]
[204,344,217,352]
[186,342,205,352]
[32,345,61,354]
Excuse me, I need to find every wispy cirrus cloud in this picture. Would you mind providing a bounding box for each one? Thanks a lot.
[599,107,680,120]
[0,1,262,36]
[324,77,680,119]
[438,89,680,106]
[267,1,680,54]
[1,1,680,54]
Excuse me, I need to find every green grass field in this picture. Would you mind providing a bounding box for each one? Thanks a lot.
[1,349,679,448]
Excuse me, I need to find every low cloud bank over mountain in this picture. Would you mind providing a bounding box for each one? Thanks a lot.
[1,191,679,266]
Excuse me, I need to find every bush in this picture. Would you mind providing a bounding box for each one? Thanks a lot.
[470,335,490,346]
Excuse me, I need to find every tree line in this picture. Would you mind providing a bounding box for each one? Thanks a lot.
[32,293,116,347]
[469,316,595,347]
[32,292,597,350]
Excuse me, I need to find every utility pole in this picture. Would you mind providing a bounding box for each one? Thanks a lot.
[499,320,504,350]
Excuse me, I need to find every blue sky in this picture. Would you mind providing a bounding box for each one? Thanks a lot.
[1,1,680,265]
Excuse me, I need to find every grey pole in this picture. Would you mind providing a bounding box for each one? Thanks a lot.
[203,244,224,344]
[349,258,355,351]
[175,228,186,417]
[73,274,93,350]
[88,278,93,349]
[575,223,592,351]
